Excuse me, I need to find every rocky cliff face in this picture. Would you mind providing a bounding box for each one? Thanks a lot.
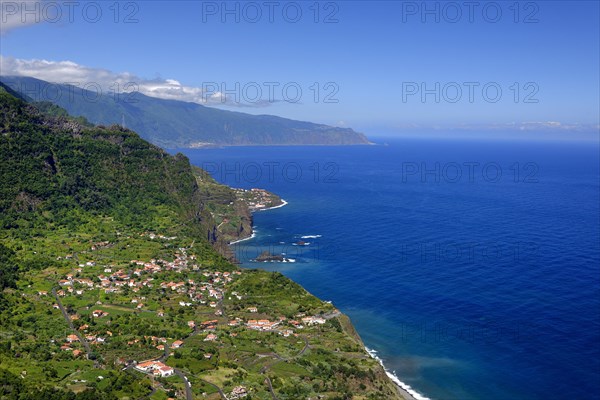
[193,168,285,260]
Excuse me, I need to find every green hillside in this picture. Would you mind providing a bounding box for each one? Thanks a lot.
[0,86,403,399]
[1,76,371,148]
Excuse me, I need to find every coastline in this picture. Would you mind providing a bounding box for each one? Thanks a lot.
[256,199,288,212]
[366,348,430,400]
[228,198,428,400]
[228,199,287,245]
[228,231,257,245]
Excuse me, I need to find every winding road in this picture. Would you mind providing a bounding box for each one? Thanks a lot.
[173,368,194,400]
[199,378,227,399]
[52,287,99,368]
[257,334,311,400]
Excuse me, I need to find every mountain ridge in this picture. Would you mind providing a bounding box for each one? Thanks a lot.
[1,76,371,149]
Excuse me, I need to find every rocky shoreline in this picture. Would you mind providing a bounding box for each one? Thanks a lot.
[224,189,286,244]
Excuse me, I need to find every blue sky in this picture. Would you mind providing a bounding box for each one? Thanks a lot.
[1,1,599,138]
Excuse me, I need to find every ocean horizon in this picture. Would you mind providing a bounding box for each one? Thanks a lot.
[181,136,600,399]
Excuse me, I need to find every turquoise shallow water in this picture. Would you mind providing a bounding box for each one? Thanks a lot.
[180,137,600,400]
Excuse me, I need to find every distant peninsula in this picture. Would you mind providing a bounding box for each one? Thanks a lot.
[0,76,372,149]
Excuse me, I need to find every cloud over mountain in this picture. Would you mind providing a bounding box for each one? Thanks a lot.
[0,56,271,107]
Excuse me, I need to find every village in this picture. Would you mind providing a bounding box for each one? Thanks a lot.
[46,232,333,399]
[233,188,285,212]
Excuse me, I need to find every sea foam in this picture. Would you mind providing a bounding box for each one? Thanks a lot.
[365,347,431,400]
[229,231,257,245]
[258,199,288,211]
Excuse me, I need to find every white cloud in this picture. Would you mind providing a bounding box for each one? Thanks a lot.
[0,1,45,35]
[0,56,273,107]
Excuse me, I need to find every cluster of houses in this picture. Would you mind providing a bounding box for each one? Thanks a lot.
[56,247,201,296]
[56,246,242,316]
[301,316,327,326]
[228,385,248,399]
[57,276,94,296]
[234,188,281,211]
[135,360,175,377]
[53,243,248,360]
[199,319,218,330]
[56,311,110,352]
[92,309,109,318]
[246,319,281,331]
[60,342,84,358]
[141,232,177,241]
[242,312,326,336]
[184,305,328,338]
[51,235,334,396]
[60,331,107,354]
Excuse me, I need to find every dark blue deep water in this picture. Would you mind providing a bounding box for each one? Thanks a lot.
[180,138,600,400]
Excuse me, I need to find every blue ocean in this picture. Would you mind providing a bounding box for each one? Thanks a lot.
[180,137,600,400]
